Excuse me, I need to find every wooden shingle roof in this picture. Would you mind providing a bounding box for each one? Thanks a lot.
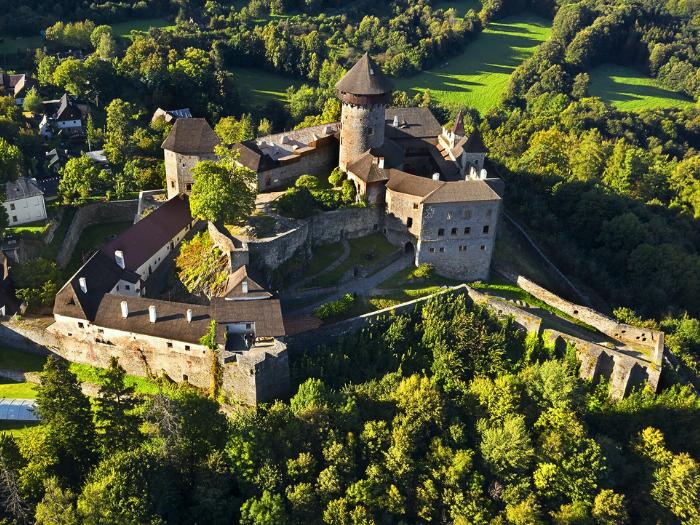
[336,53,393,96]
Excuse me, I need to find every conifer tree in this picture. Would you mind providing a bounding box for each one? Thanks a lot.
[94,356,141,452]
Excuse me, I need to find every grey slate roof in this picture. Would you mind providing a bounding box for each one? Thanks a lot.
[385,107,443,139]
[161,118,220,154]
[4,177,44,202]
[336,53,393,95]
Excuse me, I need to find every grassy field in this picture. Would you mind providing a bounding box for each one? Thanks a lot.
[0,17,173,55]
[306,241,345,278]
[0,346,162,396]
[234,67,301,107]
[588,63,695,111]
[433,0,481,15]
[5,220,50,239]
[110,17,175,40]
[308,233,397,288]
[394,13,551,113]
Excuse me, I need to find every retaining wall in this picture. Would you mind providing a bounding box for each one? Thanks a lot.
[56,200,139,269]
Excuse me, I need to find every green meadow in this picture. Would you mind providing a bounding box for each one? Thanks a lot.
[394,13,552,113]
[0,17,173,55]
[234,67,302,106]
[588,63,696,111]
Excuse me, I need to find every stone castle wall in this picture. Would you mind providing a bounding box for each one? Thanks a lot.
[248,206,384,271]
[0,318,289,406]
[505,272,664,366]
[543,329,661,397]
[56,200,139,269]
[259,143,338,191]
[289,281,660,399]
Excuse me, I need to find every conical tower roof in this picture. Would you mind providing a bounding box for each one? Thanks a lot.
[336,53,394,96]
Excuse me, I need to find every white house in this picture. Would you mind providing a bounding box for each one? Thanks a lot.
[40,94,83,138]
[3,177,47,225]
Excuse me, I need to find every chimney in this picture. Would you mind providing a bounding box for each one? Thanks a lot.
[242,280,248,294]
[149,305,157,323]
[186,309,192,323]
[378,157,385,169]
[120,300,129,318]
[114,250,125,269]
[432,173,440,181]
[78,277,87,293]
[392,115,399,127]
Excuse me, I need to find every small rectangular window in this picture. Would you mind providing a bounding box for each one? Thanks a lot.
[429,247,435,253]
[413,203,418,210]
[246,323,252,330]
[407,217,413,228]
[185,345,190,351]
[463,208,471,219]
[464,227,471,234]
[78,322,84,329]
[483,225,490,234]
[439,247,445,253]
[12,216,17,223]
[186,183,192,191]
[480,245,486,251]
[447,212,452,220]
[451,228,457,235]
[97,328,104,334]
[167,342,173,348]
[9,203,15,210]
[170,180,175,188]
[125,285,130,290]
[438,228,444,237]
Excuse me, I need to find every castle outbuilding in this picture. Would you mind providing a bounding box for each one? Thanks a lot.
[165,53,504,281]
[162,118,220,199]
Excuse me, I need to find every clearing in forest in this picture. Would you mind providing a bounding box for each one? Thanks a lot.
[588,63,695,111]
[393,13,552,113]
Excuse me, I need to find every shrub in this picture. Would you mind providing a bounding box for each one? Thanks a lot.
[328,167,345,187]
[295,175,321,190]
[311,189,342,210]
[276,187,317,218]
[341,179,357,203]
[412,263,435,280]
[314,293,356,321]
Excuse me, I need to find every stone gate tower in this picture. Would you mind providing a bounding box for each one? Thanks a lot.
[336,53,394,170]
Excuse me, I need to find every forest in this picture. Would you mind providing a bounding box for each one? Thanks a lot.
[0,0,699,523]
[1,294,697,524]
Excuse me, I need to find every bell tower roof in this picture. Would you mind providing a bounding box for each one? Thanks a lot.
[336,53,394,96]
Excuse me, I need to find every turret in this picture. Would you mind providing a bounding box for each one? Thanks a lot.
[336,53,393,170]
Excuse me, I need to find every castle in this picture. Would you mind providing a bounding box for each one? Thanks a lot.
[165,53,504,281]
[27,53,664,405]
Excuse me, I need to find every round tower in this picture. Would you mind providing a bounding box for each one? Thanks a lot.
[336,53,393,170]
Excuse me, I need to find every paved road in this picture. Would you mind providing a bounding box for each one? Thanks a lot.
[290,254,413,315]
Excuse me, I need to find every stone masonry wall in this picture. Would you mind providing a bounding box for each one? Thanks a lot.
[248,206,384,270]
[339,103,385,170]
[259,143,338,191]
[507,273,664,366]
[418,200,500,281]
[56,200,139,269]
[543,329,661,398]
[0,318,289,406]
